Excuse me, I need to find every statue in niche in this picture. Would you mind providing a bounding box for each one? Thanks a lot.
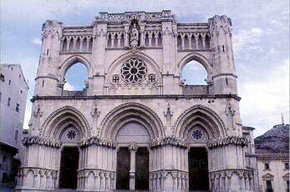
[130,22,139,48]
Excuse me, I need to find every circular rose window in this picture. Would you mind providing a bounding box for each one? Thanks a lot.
[121,58,147,84]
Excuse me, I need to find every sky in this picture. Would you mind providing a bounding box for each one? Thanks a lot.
[0,0,289,137]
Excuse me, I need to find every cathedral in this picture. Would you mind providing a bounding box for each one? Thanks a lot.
[16,11,258,192]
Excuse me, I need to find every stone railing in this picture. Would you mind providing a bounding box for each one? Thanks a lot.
[177,31,211,50]
[96,10,174,23]
[60,34,93,53]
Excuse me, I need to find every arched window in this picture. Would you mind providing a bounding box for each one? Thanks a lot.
[151,33,156,47]
[63,62,88,91]
[75,37,81,51]
[184,34,189,49]
[182,60,207,85]
[157,32,162,46]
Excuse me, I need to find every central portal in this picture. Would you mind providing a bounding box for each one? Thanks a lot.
[116,122,150,190]
[188,147,209,191]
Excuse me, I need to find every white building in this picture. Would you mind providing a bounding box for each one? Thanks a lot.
[17,11,259,192]
[255,124,289,192]
[0,64,29,187]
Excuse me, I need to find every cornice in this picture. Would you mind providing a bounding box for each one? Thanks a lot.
[31,94,241,102]
[22,136,61,148]
[207,136,249,149]
[149,137,187,149]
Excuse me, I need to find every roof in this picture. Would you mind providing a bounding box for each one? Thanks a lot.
[255,124,289,157]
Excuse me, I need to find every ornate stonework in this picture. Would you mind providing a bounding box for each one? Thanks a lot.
[17,10,258,192]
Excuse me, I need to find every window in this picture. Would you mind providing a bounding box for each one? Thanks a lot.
[14,130,19,142]
[7,98,11,106]
[16,103,20,112]
[63,62,88,91]
[0,74,4,81]
[264,163,270,170]
[266,180,273,192]
[182,60,208,85]
[121,58,147,84]
[285,162,289,170]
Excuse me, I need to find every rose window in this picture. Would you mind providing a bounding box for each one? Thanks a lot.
[192,129,203,140]
[67,130,76,140]
[121,58,147,84]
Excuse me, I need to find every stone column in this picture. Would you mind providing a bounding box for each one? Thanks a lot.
[128,142,138,190]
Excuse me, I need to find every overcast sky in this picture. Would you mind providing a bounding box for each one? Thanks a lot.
[1,0,289,137]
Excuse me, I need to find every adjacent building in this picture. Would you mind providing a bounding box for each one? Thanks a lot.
[0,64,29,187]
[17,11,258,192]
[255,124,289,192]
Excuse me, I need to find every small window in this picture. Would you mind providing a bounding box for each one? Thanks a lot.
[7,98,11,106]
[265,163,270,170]
[266,180,273,192]
[112,74,120,84]
[285,162,289,170]
[8,80,11,86]
[16,103,20,112]
[14,129,19,142]
[0,74,4,81]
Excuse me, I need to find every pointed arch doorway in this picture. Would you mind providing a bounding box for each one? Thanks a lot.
[188,127,210,191]
[58,126,81,189]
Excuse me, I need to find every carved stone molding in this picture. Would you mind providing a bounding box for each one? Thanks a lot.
[207,136,249,149]
[22,136,61,148]
[80,136,116,148]
[149,137,187,149]
[18,167,58,179]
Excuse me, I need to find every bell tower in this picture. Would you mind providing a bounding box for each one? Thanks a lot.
[209,15,237,95]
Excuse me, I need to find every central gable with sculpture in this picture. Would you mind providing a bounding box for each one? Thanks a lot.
[17,11,259,192]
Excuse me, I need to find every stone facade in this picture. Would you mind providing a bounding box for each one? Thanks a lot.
[17,11,258,192]
[0,64,29,187]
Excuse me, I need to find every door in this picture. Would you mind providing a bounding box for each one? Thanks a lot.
[135,147,149,190]
[59,146,79,189]
[188,147,209,191]
[116,147,130,189]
